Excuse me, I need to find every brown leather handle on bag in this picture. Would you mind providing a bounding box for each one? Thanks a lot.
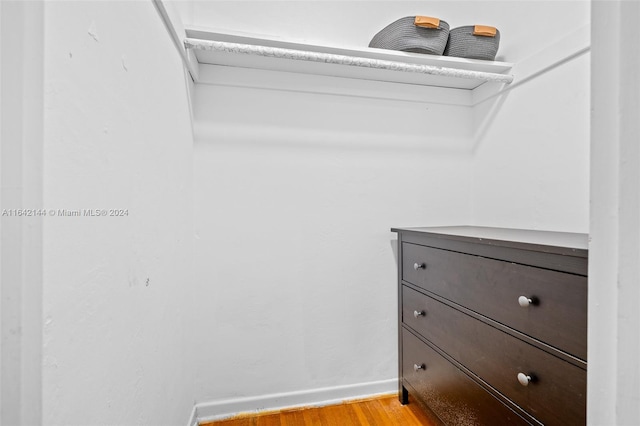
[473,25,497,37]
[414,16,441,29]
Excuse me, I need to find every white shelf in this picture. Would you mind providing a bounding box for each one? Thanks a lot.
[184,27,514,90]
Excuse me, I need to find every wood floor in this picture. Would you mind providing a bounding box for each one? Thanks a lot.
[200,395,438,426]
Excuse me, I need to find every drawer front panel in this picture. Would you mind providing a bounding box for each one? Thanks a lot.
[402,242,587,359]
[403,287,586,426]
[402,328,533,426]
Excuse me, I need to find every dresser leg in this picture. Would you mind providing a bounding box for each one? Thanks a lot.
[400,385,409,405]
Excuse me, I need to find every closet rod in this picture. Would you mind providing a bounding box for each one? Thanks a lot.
[184,38,514,84]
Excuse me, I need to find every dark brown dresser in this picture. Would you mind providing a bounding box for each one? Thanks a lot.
[391,226,588,425]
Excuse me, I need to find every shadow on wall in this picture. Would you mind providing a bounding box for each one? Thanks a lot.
[192,71,478,156]
[472,90,511,154]
[390,238,398,268]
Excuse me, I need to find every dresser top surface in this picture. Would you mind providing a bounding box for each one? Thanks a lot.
[391,226,588,257]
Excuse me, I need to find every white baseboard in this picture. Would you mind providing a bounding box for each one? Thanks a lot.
[191,378,397,425]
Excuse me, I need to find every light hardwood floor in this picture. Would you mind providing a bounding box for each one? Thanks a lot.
[200,395,438,426]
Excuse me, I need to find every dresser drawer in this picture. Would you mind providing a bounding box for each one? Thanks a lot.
[402,328,533,426]
[402,242,587,359]
[403,286,586,425]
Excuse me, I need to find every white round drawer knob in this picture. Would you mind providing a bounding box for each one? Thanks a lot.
[413,310,425,318]
[414,363,425,372]
[518,296,533,307]
[517,372,532,386]
[413,262,426,271]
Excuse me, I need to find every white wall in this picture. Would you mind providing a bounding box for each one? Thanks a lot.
[1,1,45,424]
[471,3,590,232]
[188,1,588,63]
[192,73,474,407]
[471,52,590,232]
[187,0,591,415]
[41,2,195,425]
[589,2,640,424]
